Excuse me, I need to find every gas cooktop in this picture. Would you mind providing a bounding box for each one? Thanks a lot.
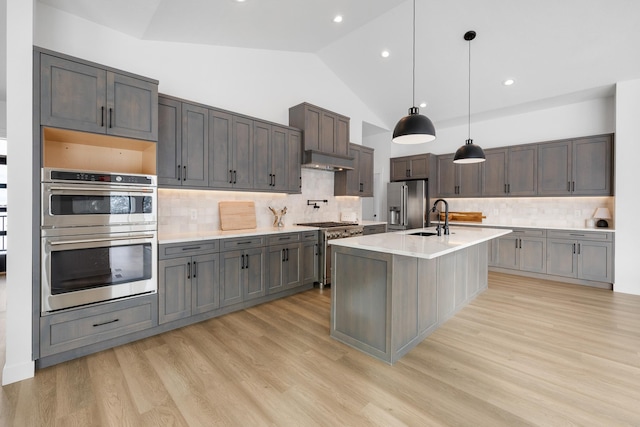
[296,221,359,228]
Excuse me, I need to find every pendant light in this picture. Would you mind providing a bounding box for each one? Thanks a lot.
[392,0,436,144]
[454,30,486,163]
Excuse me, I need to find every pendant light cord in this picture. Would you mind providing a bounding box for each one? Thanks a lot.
[467,34,471,142]
[412,0,416,107]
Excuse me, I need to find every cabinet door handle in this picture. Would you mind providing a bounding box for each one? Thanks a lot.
[360,183,364,192]
[286,248,289,261]
[573,243,576,254]
[93,318,119,327]
[101,106,105,127]
[245,253,249,269]
[272,174,276,186]
[567,181,571,192]
[577,243,581,255]
[572,181,575,192]
[241,254,245,269]
[519,238,522,249]
[187,261,191,279]
[269,174,273,186]
[229,170,233,184]
[177,165,182,181]
[182,246,201,251]
[183,166,187,181]
[193,261,197,278]
[109,108,113,128]
[233,170,237,184]
[504,184,507,194]
[282,249,286,262]
[315,243,318,256]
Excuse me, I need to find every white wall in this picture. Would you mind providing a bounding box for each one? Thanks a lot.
[614,80,640,295]
[0,101,6,138]
[3,0,35,385]
[33,3,387,144]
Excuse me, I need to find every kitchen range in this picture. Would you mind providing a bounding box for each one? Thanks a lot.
[40,168,158,313]
[295,221,364,288]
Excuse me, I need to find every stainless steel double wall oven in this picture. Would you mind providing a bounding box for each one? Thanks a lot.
[40,168,158,314]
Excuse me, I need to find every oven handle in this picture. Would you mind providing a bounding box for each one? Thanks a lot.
[48,234,156,246]
[47,185,155,193]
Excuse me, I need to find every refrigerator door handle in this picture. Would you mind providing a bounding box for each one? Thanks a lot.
[402,185,409,226]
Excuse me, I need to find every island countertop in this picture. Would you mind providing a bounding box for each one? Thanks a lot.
[329,226,512,260]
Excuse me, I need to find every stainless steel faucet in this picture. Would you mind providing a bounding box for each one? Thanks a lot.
[432,199,450,236]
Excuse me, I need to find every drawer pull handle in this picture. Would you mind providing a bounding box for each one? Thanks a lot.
[279,237,291,241]
[93,319,119,327]
[182,246,202,251]
[237,241,252,245]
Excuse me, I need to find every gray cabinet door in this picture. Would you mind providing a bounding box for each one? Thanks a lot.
[390,158,410,181]
[320,111,337,154]
[302,239,319,285]
[577,241,613,282]
[336,115,350,156]
[538,141,572,196]
[437,155,457,197]
[483,148,508,196]
[286,129,302,193]
[359,146,374,197]
[107,71,158,141]
[253,121,273,191]
[271,126,288,192]
[158,257,191,324]
[409,155,429,179]
[244,247,266,301]
[267,245,285,294]
[519,237,546,273]
[302,105,321,151]
[346,145,361,195]
[508,145,537,196]
[191,253,220,315]
[493,235,520,269]
[458,162,482,197]
[158,96,182,185]
[284,244,302,289]
[232,116,254,189]
[40,54,107,134]
[546,239,578,278]
[181,103,209,187]
[572,136,612,195]
[209,109,234,189]
[220,250,243,307]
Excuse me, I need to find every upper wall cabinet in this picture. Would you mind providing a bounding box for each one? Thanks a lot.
[537,135,613,196]
[437,154,482,198]
[390,154,433,182]
[334,143,374,197]
[254,122,301,193]
[483,145,537,197]
[289,102,349,157]
[39,52,158,141]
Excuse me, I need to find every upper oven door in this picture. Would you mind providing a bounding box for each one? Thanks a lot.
[42,182,157,228]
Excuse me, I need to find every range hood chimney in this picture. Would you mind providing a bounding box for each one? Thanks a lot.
[301,150,354,172]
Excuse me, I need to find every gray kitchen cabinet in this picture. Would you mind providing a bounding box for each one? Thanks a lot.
[158,242,220,324]
[537,135,612,196]
[208,110,254,190]
[230,115,255,190]
[157,96,208,187]
[220,236,267,307]
[254,123,301,193]
[40,52,158,141]
[39,294,156,358]
[546,230,613,283]
[334,143,374,197]
[268,242,302,294]
[363,224,387,235]
[289,102,350,157]
[437,154,482,197]
[490,229,546,273]
[483,145,537,196]
[390,154,432,181]
[301,231,319,285]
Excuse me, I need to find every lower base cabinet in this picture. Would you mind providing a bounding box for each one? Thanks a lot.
[302,231,319,285]
[363,224,387,235]
[220,247,267,306]
[268,242,302,294]
[489,229,546,274]
[546,231,613,283]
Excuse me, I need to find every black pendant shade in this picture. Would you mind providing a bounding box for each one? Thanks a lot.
[392,107,436,144]
[454,139,485,163]
[453,30,486,164]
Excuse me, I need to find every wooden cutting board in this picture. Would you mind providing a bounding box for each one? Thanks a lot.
[439,211,485,222]
[219,201,257,230]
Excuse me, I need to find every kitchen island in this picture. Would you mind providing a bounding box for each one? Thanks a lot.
[329,226,511,364]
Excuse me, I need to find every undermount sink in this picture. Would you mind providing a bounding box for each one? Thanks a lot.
[409,231,438,236]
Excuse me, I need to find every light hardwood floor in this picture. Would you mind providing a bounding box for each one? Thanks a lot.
[2,272,640,426]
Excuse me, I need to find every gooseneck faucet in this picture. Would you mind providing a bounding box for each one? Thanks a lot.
[432,199,450,236]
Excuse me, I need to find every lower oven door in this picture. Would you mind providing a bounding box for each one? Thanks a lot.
[41,231,157,314]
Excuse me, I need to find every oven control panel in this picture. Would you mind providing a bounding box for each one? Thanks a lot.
[43,168,156,186]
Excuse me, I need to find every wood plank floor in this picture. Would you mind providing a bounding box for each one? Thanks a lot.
[2,272,640,426]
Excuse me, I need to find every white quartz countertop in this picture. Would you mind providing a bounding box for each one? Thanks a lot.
[330,226,512,260]
[159,225,319,245]
[443,221,615,233]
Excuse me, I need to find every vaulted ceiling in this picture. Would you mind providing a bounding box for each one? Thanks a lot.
[4,0,640,130]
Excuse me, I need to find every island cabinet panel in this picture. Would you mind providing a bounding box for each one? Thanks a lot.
[331,242,490,364]
[40,52,158,141]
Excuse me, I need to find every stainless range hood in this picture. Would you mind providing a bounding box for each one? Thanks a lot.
[301,150,354,171]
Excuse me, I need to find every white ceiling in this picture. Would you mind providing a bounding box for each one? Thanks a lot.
[4,0,640,130]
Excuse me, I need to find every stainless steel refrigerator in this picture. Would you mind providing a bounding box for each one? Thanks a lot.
[387,180,430,230]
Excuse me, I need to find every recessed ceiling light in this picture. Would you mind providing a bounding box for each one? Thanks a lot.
[381,50,390,58]
[333,15,343,23]
[419,102,427,108]
[503,79,515,86]
[236,0,246,2]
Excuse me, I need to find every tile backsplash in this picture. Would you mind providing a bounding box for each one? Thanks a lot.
[158,168,361,234]
[444,196,615,229]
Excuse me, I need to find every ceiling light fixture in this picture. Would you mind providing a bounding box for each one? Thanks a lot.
[503,78,515,86]
[333,15,343,23]
[392,0,436,144]
[454,30,486,164]
[381,50,390,58]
